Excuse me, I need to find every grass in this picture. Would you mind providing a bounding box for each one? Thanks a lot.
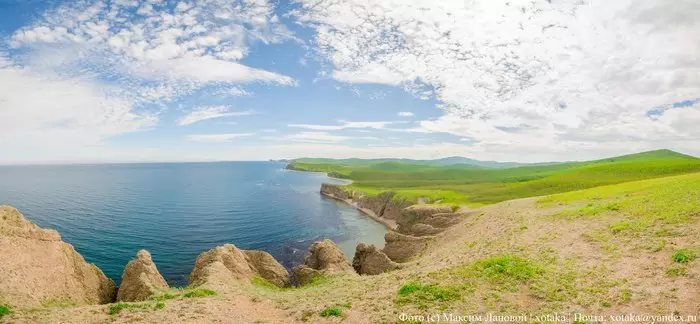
[182,288,217,298]
[0,304,11,317]
[471,255,542,287]
[541,172,700,225]
[107,302,164,315]
[671,248,697,263]
[289,150,700,207]
[395,282,464,310]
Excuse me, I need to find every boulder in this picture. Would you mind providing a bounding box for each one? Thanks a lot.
[244,251,291,288]
[382,232,432,262]
[293,239,353,285]
[304,239,353,273]
[0,206,116,308]
[291,265,321,286]
[353,243,400,275]
[188,244,290,288]
[117,250,168,302]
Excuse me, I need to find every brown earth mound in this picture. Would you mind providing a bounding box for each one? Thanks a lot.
[117,250,168,302]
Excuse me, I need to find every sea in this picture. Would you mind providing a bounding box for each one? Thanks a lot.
[0,162,387,286]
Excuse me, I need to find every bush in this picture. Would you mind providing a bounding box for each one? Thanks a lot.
[0,304,11,317]
[671,249,697,263]
[320,307,343,317]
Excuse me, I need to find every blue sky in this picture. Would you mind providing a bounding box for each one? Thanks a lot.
[0,0,698,163]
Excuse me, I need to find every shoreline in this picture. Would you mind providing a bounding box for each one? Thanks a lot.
[320,191,397,231]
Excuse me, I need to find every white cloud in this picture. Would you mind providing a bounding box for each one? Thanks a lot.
[177,106,255,125]
[187,133,254,142]
[288,120,405,131]
[0,55,157,154]
[397,112,414,117]
[263,131,379,144]
[294,0,700,157]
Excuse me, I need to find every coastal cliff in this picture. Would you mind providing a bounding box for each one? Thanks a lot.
[0,206,117,308]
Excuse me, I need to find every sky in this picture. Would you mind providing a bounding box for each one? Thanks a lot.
[0,0,698,164]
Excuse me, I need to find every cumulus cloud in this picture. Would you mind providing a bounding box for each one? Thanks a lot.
[1,0,297,160]
[294,0,700,157]
[187,133,254,142]
[177,106,255,125]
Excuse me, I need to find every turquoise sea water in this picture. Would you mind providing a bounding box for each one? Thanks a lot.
[0,162,386,286]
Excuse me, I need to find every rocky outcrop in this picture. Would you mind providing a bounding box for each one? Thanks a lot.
[188,244,290,289]
[353,243,401,275]
[0,206,116,308]
[396,205,462,236]
[117,250,168,302]
[320,183,351,200]
[382,231,433,262]
[357,192,394,216]
[381,197,413,220]
[293,239,353,285]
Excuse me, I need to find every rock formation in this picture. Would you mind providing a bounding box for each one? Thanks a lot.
[396,205,462,235]
[0,206,116,308]
[293,239,354,285]
[117,250,168,302]
[352,243,401,275]
[188,244,290,288]
[382,231,432,262]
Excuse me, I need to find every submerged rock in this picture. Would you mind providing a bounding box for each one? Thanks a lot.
[293,239,354,286]
[353,243,400,275]
[117,250,168,302]
[0,206,117,308]
[189,244,290,288]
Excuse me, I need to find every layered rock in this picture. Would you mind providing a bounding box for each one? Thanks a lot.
[320,183,351,200]
[0,206,116,308]
[117,250,168,302]
[293,239,353,286]
[382,231,432,262]
[381,197,413,220]
[188,244,290,288]
[357,192,394,217]
[353,243,401,275]
[396,205,462,236]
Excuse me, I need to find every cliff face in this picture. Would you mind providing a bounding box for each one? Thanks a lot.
[0,206,116,308]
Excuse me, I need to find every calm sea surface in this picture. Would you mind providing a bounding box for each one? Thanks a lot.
[0,162,386,286]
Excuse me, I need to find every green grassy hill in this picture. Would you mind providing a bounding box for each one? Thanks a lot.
[288,150,700,206]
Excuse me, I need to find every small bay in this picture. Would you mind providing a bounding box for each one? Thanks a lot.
[0,162,386,286]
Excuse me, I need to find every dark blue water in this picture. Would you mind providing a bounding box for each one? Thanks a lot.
[0,162,386,286]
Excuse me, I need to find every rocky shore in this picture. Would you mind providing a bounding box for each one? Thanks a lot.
[0,184,470,316]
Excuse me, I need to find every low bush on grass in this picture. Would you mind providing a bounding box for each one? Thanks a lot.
[671,249,697,263]
[472,255,542,288]
[319,306,343,317]
[0,304,11,317]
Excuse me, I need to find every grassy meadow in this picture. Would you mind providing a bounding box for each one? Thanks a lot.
[288,149,700,207]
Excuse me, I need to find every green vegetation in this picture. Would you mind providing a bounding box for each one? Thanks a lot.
[107,302,163,315]
[319,306,343,317]
[396,282,464,309]
[471,255,542,287]
[0,304,11,317]
[671,249,697,263]
[289,150,700,206]
[541,172,700,225]
[182,288,217,298]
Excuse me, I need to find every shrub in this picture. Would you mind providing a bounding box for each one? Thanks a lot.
[671,249,696,263]
[0,304,11,317]
[320,307,343,317]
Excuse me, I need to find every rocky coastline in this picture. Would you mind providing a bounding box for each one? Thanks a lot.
[0,179,469,313]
